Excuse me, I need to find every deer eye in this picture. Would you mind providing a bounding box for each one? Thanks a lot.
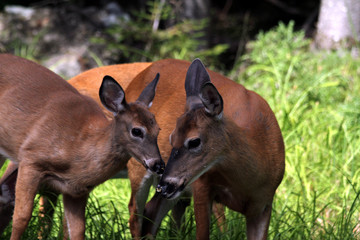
[186,138,201,151]
[131,128,144,139]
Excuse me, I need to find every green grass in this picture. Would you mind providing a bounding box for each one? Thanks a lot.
[1,22,360,239]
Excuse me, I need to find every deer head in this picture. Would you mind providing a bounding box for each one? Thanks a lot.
[157,59,224,198]
[100,73,164,174]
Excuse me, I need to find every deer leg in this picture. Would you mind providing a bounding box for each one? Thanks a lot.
[0,161,18,185]
[212,202,226,232]
[62,212,69,240]
[246,203,272,240]
[10,164,41,240]
[37,190,59,240]
[128,172,154,239]
[141,192,180,237]
[0,163,18,234]
[171,196,191,230]
[128,193,141,239]
[193,179,212,240]
[0,156,5,170]
[62,193,88,240]
[128,158,155,239]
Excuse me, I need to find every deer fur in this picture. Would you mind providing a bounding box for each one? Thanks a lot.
[0,54,164,239]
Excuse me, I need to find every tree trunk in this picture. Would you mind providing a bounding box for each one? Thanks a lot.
[315,0,360,49]
[182,0,210,20]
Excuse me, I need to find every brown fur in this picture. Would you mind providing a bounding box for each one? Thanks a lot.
[156,59,285,240]
[0,58,284,240]
[70,62,151,119]
[65,59,234,238]
[68,59,284,239]
[0,54,162,240]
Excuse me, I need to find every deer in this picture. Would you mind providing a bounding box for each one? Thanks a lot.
[0,58,284,239]
[155,59,285,239]
[0,54,164,240]
[0,61,160,238]
[0,62,153,237]
[0,59,227,239]
[70,58,284,239]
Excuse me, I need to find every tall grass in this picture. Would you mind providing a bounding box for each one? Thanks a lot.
[235,22,360,239]
[1,22,360,239]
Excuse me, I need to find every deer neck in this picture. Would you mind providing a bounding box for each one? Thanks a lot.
[211,117,259,183]
[74,118,131,187]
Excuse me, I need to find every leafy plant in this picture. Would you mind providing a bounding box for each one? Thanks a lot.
[91,0,228,68]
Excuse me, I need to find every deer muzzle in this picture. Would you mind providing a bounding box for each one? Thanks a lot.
[145,158,165,175]
[156,179,186,199]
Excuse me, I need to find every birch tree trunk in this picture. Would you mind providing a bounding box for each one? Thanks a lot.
[315,0,360,49]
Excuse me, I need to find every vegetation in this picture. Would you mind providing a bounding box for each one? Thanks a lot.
[1,21,360,239]
[91,0,229,70]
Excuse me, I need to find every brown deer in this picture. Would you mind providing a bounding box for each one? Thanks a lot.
[1,58,284,239]
[0,62,153,236]
[0,62,160,238]
[156,59,285,239]
[74,58,283,239]
[0,54,164,240]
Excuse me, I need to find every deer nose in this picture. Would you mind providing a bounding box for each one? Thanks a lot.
[147,158,165,175]
[156,182,175,197]
[153,161,165,175]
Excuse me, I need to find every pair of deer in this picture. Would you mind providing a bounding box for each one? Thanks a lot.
[0,54,285,240]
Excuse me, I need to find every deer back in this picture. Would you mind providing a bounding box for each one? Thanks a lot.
[0,54,107,163]
[69,62,151,119]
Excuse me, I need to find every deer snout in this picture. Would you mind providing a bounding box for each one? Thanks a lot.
[153,161,165,175]
[145,158,165,175]
[156,177,186,199]
[156,182,175,198]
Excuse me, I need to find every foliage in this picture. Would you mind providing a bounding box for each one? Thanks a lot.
[234,21,360,239]
[1,22,360,239]
[91,0,228,69]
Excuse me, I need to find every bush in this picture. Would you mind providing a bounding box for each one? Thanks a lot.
[91,0,228,69]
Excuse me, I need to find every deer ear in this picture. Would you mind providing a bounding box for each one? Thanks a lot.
[199,82,223,118]
[136,73,160,108]
[185,59,210,98]
[99,75,127,114]
[185,59,212,110]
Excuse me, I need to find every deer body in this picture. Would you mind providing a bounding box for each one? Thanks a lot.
[107,59,284,239]
[0,58,284,239]
[65,59,229,238]
[54,59,284,239]
[155,59,285,240]
[69,62,151,119]
[0,54,163,239]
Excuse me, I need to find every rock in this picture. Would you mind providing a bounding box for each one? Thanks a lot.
[43,46,87,78]
[0,2,131,79]
[4,5,35,20]
[101,2,130,27]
